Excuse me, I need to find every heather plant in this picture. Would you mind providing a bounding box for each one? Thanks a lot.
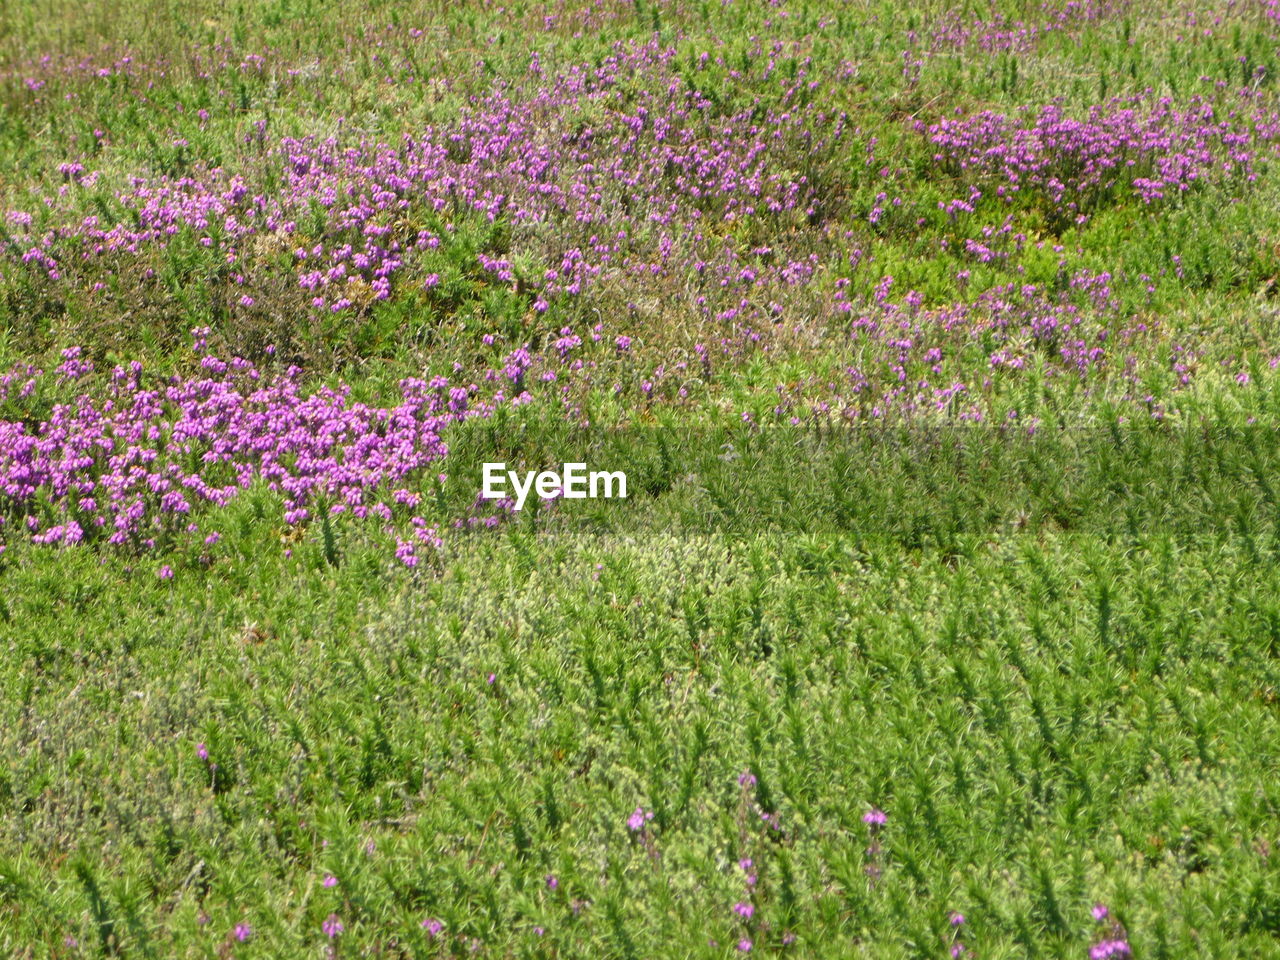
[4,0,1280,956]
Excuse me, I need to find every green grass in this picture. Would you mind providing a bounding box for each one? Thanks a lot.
[5,424,1280,956]
[5,0,1280,955]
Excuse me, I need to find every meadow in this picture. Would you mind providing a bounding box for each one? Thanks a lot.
[3,0,1280,956]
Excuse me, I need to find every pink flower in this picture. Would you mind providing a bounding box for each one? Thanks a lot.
[1089,940,1131,959]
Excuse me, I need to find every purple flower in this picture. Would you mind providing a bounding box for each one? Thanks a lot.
[158,564,174,580]
[627,806,653,831]
[1091,903,1109,922]
[863,808,887,825]
[196,742,209,761]
[322,875,337,888]
[322,914,343,938]
[949,911,965,927]
[1089,940,1131,959]
[545,874,558,890]
[421,917,443,936]
[233,923,251,942]
[733,901,754,919]
[737,939,753,952]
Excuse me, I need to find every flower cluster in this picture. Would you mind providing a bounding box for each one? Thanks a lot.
[1088,904,1131,958]
[926,89,1280,224]
[0,352,479,557]
[6,37,848,336]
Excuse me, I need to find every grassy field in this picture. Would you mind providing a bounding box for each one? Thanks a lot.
[3,0,1280,957]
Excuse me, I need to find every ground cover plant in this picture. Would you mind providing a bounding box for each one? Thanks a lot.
[3,0,1280,956]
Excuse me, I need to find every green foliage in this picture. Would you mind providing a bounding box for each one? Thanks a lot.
[1,425,1280,954]
[3,0,1280,955]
